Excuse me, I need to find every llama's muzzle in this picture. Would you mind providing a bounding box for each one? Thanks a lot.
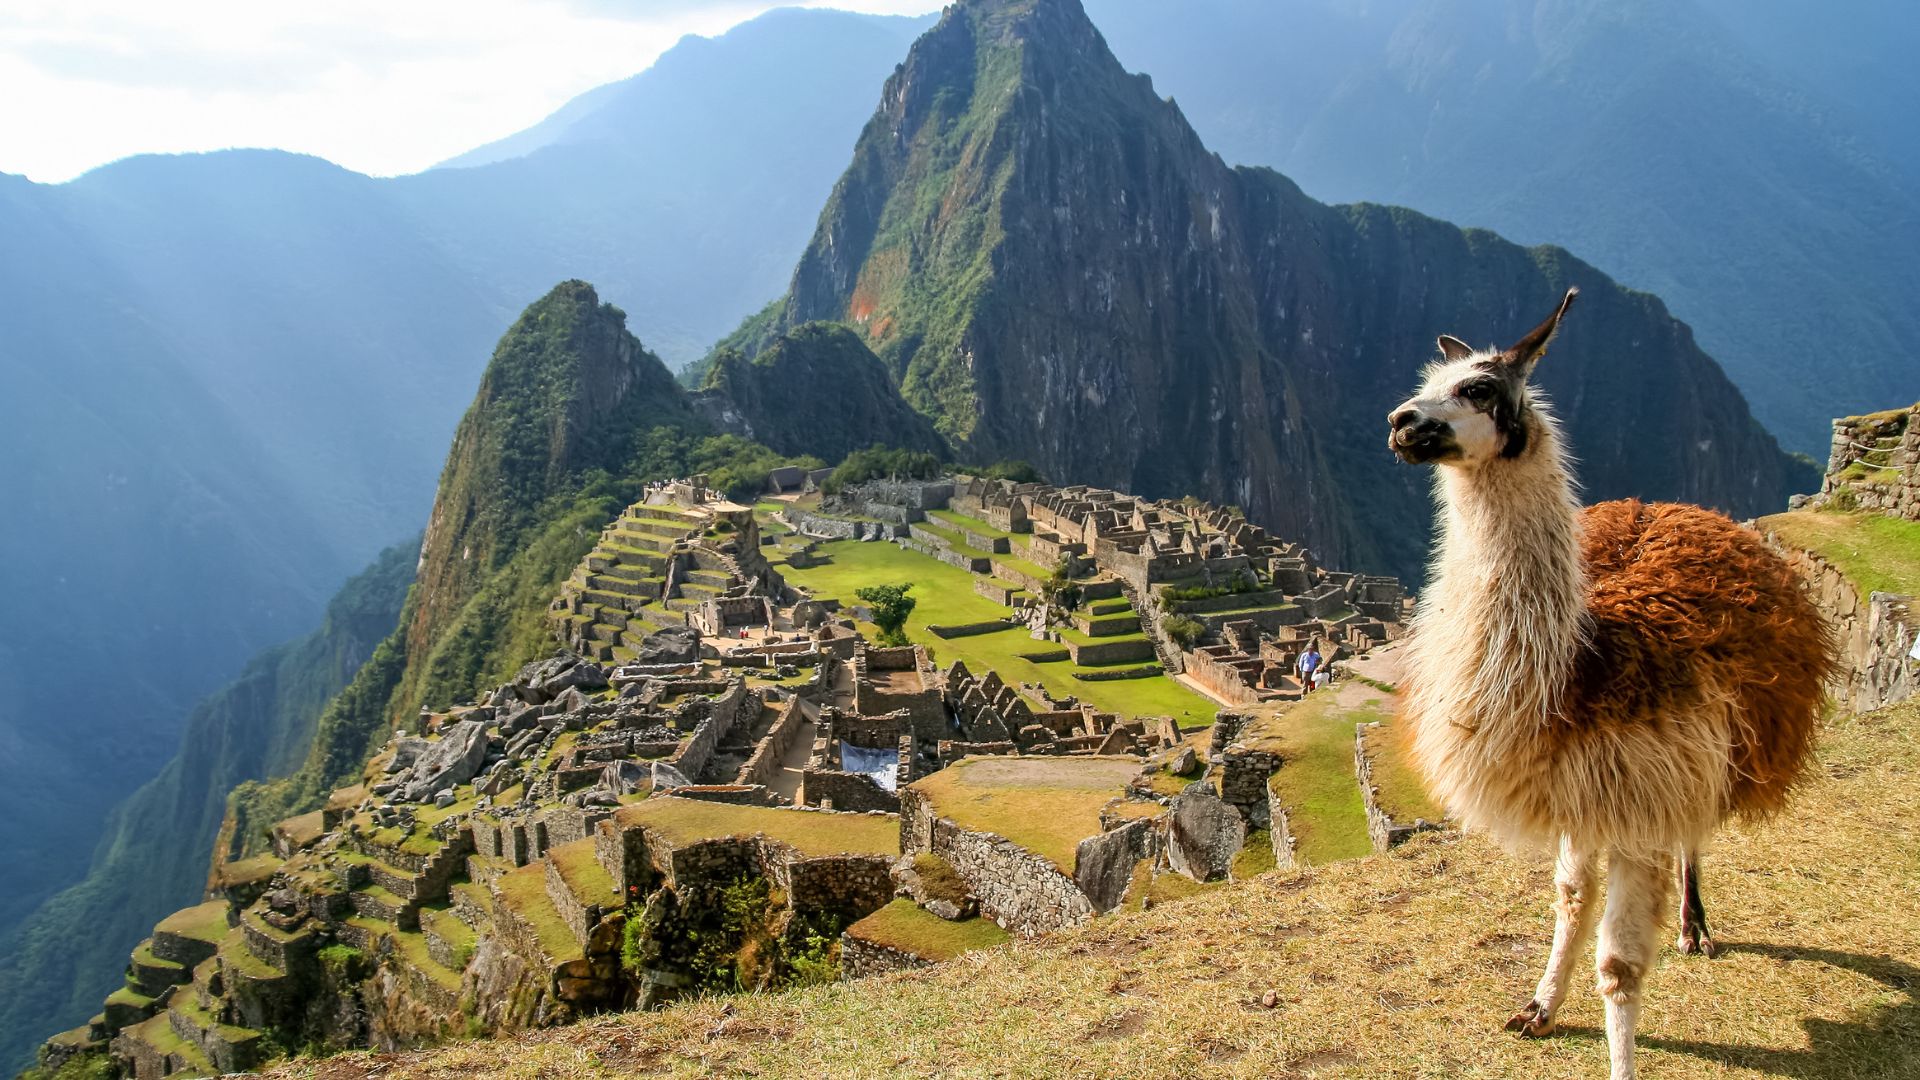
[1389,407,1453,463]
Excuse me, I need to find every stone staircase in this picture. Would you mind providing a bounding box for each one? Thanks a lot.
[552,503,736,662]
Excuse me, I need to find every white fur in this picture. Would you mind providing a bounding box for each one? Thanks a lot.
[1395,342,1712,1080]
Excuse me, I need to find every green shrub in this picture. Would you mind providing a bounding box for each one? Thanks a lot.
[823,445,944,494]
[1164,615,1204,648]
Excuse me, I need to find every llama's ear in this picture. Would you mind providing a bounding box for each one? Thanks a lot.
[1500,287,1579,375]
[1436,334,1474,362]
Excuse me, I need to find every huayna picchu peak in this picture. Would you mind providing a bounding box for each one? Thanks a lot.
[17,1,1915,1078]
[757,0,1811,580]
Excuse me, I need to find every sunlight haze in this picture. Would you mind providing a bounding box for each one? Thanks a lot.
[0,0,941,182]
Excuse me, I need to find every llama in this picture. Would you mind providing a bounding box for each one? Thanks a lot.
[1388,288,1832,1079]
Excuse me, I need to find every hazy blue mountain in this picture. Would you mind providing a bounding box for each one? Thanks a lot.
[0,6,923,993]
[0,543,412,1075]
[1079,0,1920,455]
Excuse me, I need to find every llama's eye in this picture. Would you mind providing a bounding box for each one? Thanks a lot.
[1460,383,1491,402]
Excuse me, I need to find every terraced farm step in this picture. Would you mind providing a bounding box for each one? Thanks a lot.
[420,903,480,971]
[151,901,233,968]
[597,561,661,583]
[129,939,187,996]
[167,985,266,1073]
[682,569,731,589]
[1073,610,1142,637]
[586,574,654,598]
[114,1010,214,1080]
[102,984,159,1033]
[348,884,408,924]
[544,839,618,948]
[493,861,585,968]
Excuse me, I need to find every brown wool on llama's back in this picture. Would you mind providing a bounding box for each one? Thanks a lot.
[1564,500,1835,819]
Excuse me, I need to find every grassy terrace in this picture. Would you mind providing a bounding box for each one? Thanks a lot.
[613,797,900,858]
[549,839,618,907]
[912,520,996,559]
[776,533,1212,727]
[218,934,283,980]
[1360,720,1443,826]
[1760,508,1920,598]
[1246,692,1383,865]
[927,508,1013,541]
[496,864,583,964]
[909,757,1140,872]
[157,900,232,944]
[392,928,462,990]
[846,898,1010,962]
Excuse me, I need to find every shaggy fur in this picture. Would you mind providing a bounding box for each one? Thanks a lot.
[1389,288,1835,1079]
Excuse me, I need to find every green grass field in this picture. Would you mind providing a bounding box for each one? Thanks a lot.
[776,534,1213,726]
[845,898,1009,961]
[1760,508,1920,598]
[1248,693,1383,865]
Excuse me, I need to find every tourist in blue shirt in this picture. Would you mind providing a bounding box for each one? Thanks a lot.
[1297,644,1322,691]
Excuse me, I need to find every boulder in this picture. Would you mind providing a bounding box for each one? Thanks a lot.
[639,626,700,665]
[1168,746,1197,777]
[602,760,652,796]
[650,761,693,791]
[386,737,429,774]
[1167,787,1245,883]
[551,687,589,715]
[398,721,490,803]
[539,661,608,696]
[433,790,456,809]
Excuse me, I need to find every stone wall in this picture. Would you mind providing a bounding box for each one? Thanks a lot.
[786,509,904,541]
[900,788,1095,937]
[668,679,753,782]
[1817,404,1920,520]
[736,697,810,789]
[1770,539,1916,712]
[801,768,900,813]
[839,934,931,978]
[1354,722,1443,853]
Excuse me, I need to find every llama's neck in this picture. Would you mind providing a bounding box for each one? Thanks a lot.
[1416,420,1586,729]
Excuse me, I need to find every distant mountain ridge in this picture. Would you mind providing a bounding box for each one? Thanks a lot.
[1079,0,1920,456]
[747,0,1810,580]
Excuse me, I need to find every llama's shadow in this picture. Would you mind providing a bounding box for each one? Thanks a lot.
[1640,942,1918,1077]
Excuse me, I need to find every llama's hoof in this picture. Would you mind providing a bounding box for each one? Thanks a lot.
[1504,1000,1556,1038]
[1676,930,1719,958]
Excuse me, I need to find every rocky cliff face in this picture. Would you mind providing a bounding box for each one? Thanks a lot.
[768,0,1813,579]
[697,322,948,463]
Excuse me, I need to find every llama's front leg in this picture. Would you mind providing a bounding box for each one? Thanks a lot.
[1505,836,1596,1037]
[1596,849,1672,1080]
[1674,850,1716,957]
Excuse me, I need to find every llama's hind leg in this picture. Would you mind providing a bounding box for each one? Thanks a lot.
[1506,836,1596,1037]
[1674,850,1716,957]
[1596,849,1672,1080]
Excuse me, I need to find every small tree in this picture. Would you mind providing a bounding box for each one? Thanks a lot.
[856,583,917,645]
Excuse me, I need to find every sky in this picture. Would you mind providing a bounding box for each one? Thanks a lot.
[0,0,941,184]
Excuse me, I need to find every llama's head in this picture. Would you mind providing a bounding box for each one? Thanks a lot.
[1388,288,1578,467]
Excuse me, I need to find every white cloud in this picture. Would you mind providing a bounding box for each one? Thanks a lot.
[0,0,940,183]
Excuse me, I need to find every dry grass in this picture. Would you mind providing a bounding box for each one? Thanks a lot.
[266,701,1920,1080]
[612,797,900,859]
[910,757,1141,871]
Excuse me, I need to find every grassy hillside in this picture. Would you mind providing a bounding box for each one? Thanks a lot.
[263,699,1918,1079]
